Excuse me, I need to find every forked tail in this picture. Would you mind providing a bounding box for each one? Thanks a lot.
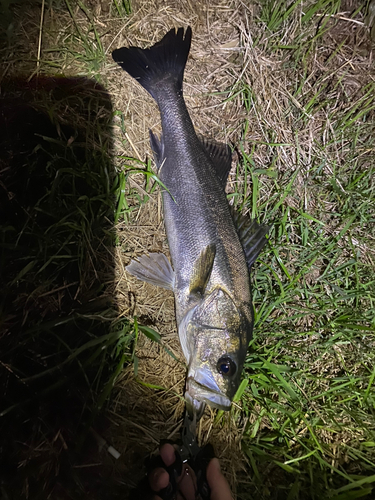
[112,27,192,102]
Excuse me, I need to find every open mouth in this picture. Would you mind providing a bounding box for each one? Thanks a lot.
[185,376,231,411]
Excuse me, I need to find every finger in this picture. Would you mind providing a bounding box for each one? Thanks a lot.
[206,458,233,500]
[159,443,176,467]
[177,464,196,500]
[148,467,170,492]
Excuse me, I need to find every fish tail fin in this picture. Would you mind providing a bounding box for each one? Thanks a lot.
[112,27,192,102]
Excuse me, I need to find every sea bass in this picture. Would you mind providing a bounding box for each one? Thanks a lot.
[113,27,268,417]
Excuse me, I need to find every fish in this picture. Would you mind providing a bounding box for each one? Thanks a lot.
[112,27,269,417]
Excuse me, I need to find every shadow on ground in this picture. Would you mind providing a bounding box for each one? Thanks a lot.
[0,77,130,499]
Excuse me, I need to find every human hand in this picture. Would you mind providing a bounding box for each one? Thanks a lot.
[149,443,233,500]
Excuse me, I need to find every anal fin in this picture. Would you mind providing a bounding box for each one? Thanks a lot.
[149,130,165,171]
[126,253,175,291]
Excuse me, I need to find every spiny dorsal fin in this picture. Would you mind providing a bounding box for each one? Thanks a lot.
[189,244,216,296]
[199,136,232,188]
[231,209,269,269]
[126,253,175,291]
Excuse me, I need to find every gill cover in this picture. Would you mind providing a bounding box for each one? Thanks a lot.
[190,287,242,332]
[183,285,250,414]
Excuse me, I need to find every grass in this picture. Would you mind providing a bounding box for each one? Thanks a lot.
[1,0,375,498]
[0,76,135,497]
[223,1,375,497]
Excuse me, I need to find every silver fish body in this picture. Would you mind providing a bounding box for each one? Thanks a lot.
[113,27,268,416]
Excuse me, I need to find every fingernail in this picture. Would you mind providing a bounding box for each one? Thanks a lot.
[153,468,165,482]
[149,467,169,490]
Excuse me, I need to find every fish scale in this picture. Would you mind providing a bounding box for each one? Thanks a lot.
[113,26,269,417]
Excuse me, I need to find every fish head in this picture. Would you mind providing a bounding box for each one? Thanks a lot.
[179,287,252,415]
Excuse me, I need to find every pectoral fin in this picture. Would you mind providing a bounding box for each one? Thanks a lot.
[189,244,216,296]
[126,253,175,291]
[232,210,269,269]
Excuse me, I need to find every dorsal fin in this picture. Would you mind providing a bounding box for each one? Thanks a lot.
[189,244,216,296]
[199,136,232,188]
[231,209,269,269]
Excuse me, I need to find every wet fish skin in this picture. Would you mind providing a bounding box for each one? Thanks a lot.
[113,27,268,416]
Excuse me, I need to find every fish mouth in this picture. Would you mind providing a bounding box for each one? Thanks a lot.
[185,374,231,412]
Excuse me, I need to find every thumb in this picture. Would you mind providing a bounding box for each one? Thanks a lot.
[206,458,234,500]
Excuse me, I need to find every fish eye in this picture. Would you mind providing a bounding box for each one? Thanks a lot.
[217,356,236,377]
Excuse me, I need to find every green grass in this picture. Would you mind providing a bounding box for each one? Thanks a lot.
[0,77,135,497]
[224,2,375,497]
[0,3,158,496]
